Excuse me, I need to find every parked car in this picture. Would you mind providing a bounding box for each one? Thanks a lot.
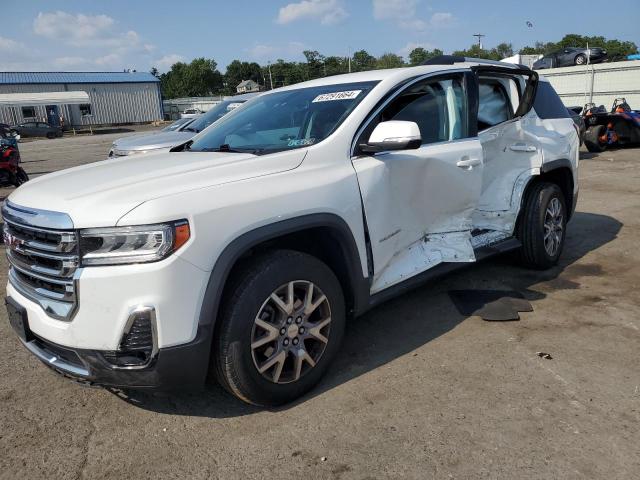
[11,121,62,139]
[583,98,640,152]
[533,47,607,69]
[0,124,28,186]
[4,59,579,406]
[162,116,199,132]
[567,106,586,145]
[180,108,204,118]
[109,93,258,157]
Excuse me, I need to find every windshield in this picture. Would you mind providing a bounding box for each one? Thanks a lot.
[162,117,194,132]
[185,100,247,133]
[189,81,378,154]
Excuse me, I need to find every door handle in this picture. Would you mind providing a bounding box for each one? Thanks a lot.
[509,143,537,152]
[456,158,482,169]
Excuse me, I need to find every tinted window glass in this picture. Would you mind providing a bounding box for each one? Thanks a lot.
[478,81,512,129]
[185,100,247,133]
[374,76,467,145]
[533,81,571,119]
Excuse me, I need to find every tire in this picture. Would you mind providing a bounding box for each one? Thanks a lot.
[212,249,345,406]
[46,132,55,139]
[14,167,29,186]
[584,125,606,152]
[575,54,587,65]
[517,182,567,270]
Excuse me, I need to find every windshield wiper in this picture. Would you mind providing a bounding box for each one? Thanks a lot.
[200,144,260,154]
[182,127,199,133]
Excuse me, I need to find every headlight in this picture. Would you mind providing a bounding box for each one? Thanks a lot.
[112,147,164,157]
[80,221,190,266]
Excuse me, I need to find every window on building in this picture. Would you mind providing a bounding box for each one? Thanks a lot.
[21,106,36,118]
[80,104,92,116]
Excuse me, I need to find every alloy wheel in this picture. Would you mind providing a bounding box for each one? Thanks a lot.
[250,280,332,384]
[543,197,564,256]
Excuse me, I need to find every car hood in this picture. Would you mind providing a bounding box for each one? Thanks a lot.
[9,149,306,228]
[113,131,194,151]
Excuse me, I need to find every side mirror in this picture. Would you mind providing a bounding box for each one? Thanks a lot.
[361,120,421,153]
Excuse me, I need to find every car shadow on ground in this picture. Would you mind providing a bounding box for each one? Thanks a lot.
[112,211,621,418]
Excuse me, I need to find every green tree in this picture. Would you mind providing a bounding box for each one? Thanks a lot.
[377,53,404,69]
[351,50,377,72]
[493,43,514,59]
[160,58,223,98]
[408,47,444,65]
[149,67,159,78]
[303,50,326,79]
[224,60,263,94]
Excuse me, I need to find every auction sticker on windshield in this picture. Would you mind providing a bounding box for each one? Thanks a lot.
[312,90,362,103]
[226,103,243,111]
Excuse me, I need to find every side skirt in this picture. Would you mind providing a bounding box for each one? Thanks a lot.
[364,237,521,312]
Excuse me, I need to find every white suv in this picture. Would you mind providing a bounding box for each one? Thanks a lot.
[3,58,579,406]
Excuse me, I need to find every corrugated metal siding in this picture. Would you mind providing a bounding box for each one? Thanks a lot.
[0,82,162,125]
[0,72,159,84]
[543,60,640,108]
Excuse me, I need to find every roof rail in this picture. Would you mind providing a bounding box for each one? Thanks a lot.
[421,55,465,65]
[421,56,531,70]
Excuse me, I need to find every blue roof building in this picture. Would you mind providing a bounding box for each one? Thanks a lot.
[0,71,163,126]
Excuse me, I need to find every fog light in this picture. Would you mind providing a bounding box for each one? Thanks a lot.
[102,306,158,369]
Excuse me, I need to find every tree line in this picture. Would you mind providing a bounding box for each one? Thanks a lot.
[155,34,638,99]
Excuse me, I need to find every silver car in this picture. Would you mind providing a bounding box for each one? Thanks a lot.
[108,93,259,157]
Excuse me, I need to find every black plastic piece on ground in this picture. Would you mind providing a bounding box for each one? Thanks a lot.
[448,290,533,321]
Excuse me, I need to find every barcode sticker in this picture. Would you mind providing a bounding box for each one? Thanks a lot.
[312,90,362,103]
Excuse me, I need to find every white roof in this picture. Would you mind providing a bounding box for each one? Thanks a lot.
[0,91,90,106]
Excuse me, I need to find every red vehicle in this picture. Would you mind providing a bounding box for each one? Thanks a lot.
[0,124,29,187]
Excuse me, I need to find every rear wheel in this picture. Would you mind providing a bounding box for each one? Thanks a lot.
[584,125,607,152]
[46,132,55,139]
[212,250,345,406]
[575,54,587,65]
[517,182,567,270]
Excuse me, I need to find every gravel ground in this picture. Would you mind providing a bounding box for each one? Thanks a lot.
[0,133,638,479]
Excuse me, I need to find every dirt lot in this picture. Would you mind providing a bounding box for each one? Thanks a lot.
[0,133,638,479]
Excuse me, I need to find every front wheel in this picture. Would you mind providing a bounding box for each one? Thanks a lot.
[575,54,587,65]
[212,250,345,406]
[584,125,607,152]
[517,182,567,270]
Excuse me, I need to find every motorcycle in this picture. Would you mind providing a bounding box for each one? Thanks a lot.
[0,125,29,187]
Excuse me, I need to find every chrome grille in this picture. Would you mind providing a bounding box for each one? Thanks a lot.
[2,202,78,321]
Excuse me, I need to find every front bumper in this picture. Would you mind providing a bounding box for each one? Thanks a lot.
[7,296,213,389]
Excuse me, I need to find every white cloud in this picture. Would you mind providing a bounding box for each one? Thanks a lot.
[51,56,89,69]
[430,12,453,26]
[372,1,454,31]
[246,41,307,60]
[33,11,114,44]
[398,41,436,59]
[155,54,185,70]
[95,53,121,67]
[277,0,348,25]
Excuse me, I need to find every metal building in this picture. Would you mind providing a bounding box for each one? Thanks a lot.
[542,60,640,109]
[0,72,163,127]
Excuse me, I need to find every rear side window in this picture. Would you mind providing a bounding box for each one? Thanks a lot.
[478,80,512,130]
[533,81,571,119]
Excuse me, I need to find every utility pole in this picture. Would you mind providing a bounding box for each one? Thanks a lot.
[473,33,485,50]
[267,62,273,90]
[348,46,352,73]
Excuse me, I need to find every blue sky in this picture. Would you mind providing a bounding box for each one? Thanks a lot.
[1,0,638,72]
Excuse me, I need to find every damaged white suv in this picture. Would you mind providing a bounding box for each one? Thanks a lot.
[4,57,578,406]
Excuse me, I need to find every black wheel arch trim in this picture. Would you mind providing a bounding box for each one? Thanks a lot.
[522,158,577,219]
[198,213,371,332]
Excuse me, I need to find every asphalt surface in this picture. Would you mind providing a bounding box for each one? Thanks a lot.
[0,133,639,479]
